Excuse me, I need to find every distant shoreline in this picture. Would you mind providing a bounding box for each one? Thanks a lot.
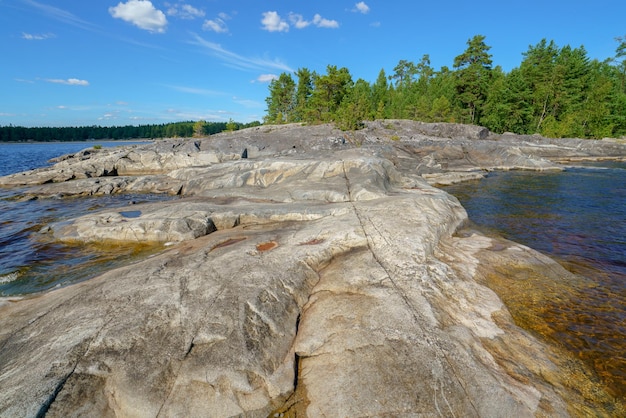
[0,139,154,145]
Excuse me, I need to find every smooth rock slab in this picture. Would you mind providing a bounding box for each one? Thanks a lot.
[0,186,573,417]
[2,121,626,417]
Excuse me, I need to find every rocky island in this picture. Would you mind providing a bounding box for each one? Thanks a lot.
[1,120,625,417]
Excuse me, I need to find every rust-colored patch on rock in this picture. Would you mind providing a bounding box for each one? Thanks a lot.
[256,241,278,252]
[299,238,325,246]
[210,237,247,252]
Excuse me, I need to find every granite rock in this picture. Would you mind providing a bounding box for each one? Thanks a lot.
[2,121,626,417]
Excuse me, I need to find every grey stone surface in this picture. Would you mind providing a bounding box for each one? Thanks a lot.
[1,121,625,417]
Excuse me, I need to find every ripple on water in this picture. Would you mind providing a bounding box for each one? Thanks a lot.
[444,164,626,401]
[0,191,178,297]
[0,271,21,285]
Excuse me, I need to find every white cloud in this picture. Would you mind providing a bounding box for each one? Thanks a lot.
[22,32,55,40]
[109,0,167,33]
[256,74,279,83]
[261,11,289,32]
[288,13,310,29]
[190,34,293,72]
[203,18,228,33]
[46,78,89,86]
[354,2,370,14]
[285,12,338,30]
[167,3,204,19]
[313,14,339,29]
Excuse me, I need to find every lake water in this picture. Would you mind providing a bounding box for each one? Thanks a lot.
[444,163,626,399]
[0,141,177,295]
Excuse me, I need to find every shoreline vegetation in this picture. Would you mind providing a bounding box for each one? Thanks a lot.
[0,120,261,143]
[264,35,626,138]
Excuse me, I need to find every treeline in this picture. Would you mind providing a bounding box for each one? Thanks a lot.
[265,35,626,138]
[0,120,261,142]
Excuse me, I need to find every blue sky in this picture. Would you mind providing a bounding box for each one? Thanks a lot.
[1,0,624,127]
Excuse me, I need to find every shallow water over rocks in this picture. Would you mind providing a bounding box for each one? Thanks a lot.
[444,163,626,399]
[0,190,177,296]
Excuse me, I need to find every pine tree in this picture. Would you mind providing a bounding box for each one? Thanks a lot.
[453,35,493,125]
[264,73,296,124]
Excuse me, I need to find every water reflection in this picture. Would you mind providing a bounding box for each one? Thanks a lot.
[444,164,626,398]
[0,190,177,296]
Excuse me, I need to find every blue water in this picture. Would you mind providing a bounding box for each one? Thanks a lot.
[445,164,626,285]
[0,141,148,177]
[444,163,626,397]
[0,141,176,295]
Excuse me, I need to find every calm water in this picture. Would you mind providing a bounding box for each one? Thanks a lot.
[0,141,148,177]
[0,141,176,296]
[444,163,626,398]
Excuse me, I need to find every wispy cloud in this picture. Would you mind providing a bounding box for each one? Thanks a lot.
[204,12,232,33]
[98,112,120,121]
[353,2,370,14]
[190,34,293,72]
[21,0,97,31]
[255,74,279,83]
[270,11,339,31]
[165,108,233,122]
[109,0,168,33]
[163,84,224,96]
[50,104,93,111]
[46,78,89,86]
[166,3,204,19]
[232,97,264,108]
[22,32,55,40]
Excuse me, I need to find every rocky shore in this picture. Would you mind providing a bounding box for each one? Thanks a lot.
[1,120,625,417]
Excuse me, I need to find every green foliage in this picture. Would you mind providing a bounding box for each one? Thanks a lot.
[193,120,206,137]
[264,73,296,124]
[453,35,493,124]
[389,59,417,87]
[226,118,238,132]
[0,120,260,142]
[93,144,102,150]
[264,34,626,138]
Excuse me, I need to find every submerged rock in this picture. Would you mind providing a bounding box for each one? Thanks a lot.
[1,121,625,417]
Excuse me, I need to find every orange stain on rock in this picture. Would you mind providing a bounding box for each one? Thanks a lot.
[256,241,278,252]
